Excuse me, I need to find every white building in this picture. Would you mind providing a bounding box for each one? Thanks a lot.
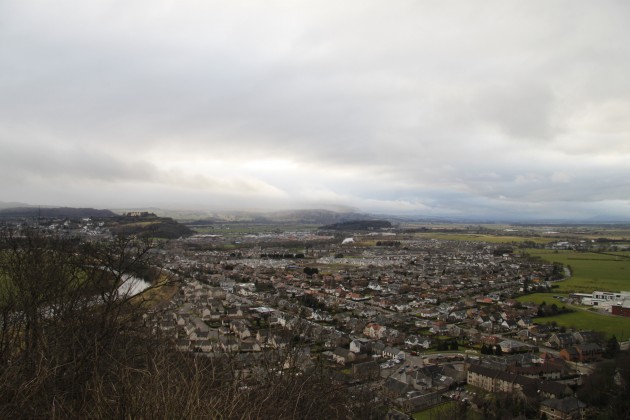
[574,291,630,308]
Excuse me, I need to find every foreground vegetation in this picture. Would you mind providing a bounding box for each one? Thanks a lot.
[0,230,378,419]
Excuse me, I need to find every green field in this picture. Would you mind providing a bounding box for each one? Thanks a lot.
[412,402,457,420]
[517,292,630,340]
[412,401,482,420]
[532,309,630,341]
[516,293,570,307]
[193,224,318,235]
[526,249,630,293]
[414,233,554,245]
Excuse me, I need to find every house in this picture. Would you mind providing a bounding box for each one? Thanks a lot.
[508,363,563,381]
[430,321,448,335]
[230,320,251,339]
[311,310,332,322]
[611,298,630,317]
[405,335,432,349]
[383,346,405,360]
[498,339,535,354]
[372,341,386,356]
[176,339,190,351]
[466,364,537,397]
[539,397,587,420]
[500,319,519,331]
[349,339,362,354]
[548,333,575,349]
[481,335,501,346]
[192,340,213,353]
[418,309,439,319]
[448,310,467,321]
[572,331,601,344]
[218,335,240,352]
[397,390,443,412]
[364,323,387,339]
[382,377,414,398]
[352,361,380,380]
[446,324,462,337]
[332,347,355,365]
[559,347,579,362]
[517,317,533,328]
[574,343,603,362]
[385,328,405,345]
[538,381,573,400]
[240,340,262,353]
[560,343,602,363]
[269,334,290,349]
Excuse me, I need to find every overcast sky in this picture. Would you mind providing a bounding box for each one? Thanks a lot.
[1,1,630,220]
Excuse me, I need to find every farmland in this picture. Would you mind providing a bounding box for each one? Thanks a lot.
[525,249,630,293]
[516,293,570,307]
[413,232,554,245]
[516,293,630,340]
[532,308,630,341]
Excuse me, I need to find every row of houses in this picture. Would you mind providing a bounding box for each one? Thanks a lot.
[467,363,588,419]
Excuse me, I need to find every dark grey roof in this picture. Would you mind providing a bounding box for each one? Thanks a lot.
[541,397,586,412]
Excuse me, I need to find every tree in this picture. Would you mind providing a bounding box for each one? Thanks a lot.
[303,267,319,278]
[0,229,380,419]
[0,229,169,416]
[577,351,630,417]
[604,335,620,359]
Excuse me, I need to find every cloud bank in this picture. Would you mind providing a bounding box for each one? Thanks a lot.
[1,0,630,220]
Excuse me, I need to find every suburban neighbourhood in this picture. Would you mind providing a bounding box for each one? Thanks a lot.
[2,211,629,418]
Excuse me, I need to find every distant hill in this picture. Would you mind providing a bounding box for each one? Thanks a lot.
[0,206,116,219]
[107,213,193,239]
[257,209,373,224]
[184,219,215,226]
[320,220,392,231]
[0,201,35,210]
[132,208,374,225]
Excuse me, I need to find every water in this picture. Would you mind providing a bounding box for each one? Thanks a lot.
[117,275,151,297]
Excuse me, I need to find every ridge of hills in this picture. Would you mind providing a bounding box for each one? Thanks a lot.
[0,206,116,219]
[131,208,377,225]
[0,206,192,239]
[320,220,393,231]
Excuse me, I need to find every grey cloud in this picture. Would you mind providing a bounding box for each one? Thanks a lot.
[470,82,557,141]
[0,136,156,183]
[1,1,630,220]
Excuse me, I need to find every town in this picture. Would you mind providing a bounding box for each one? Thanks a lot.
[4,210,628,418]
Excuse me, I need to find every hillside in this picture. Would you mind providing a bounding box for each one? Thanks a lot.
[320,219,392,231]
[0,206,116,219]
[107,213,193,239]
[123,208,374,225]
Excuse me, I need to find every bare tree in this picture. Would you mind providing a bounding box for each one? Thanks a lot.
[0,229,380,419]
